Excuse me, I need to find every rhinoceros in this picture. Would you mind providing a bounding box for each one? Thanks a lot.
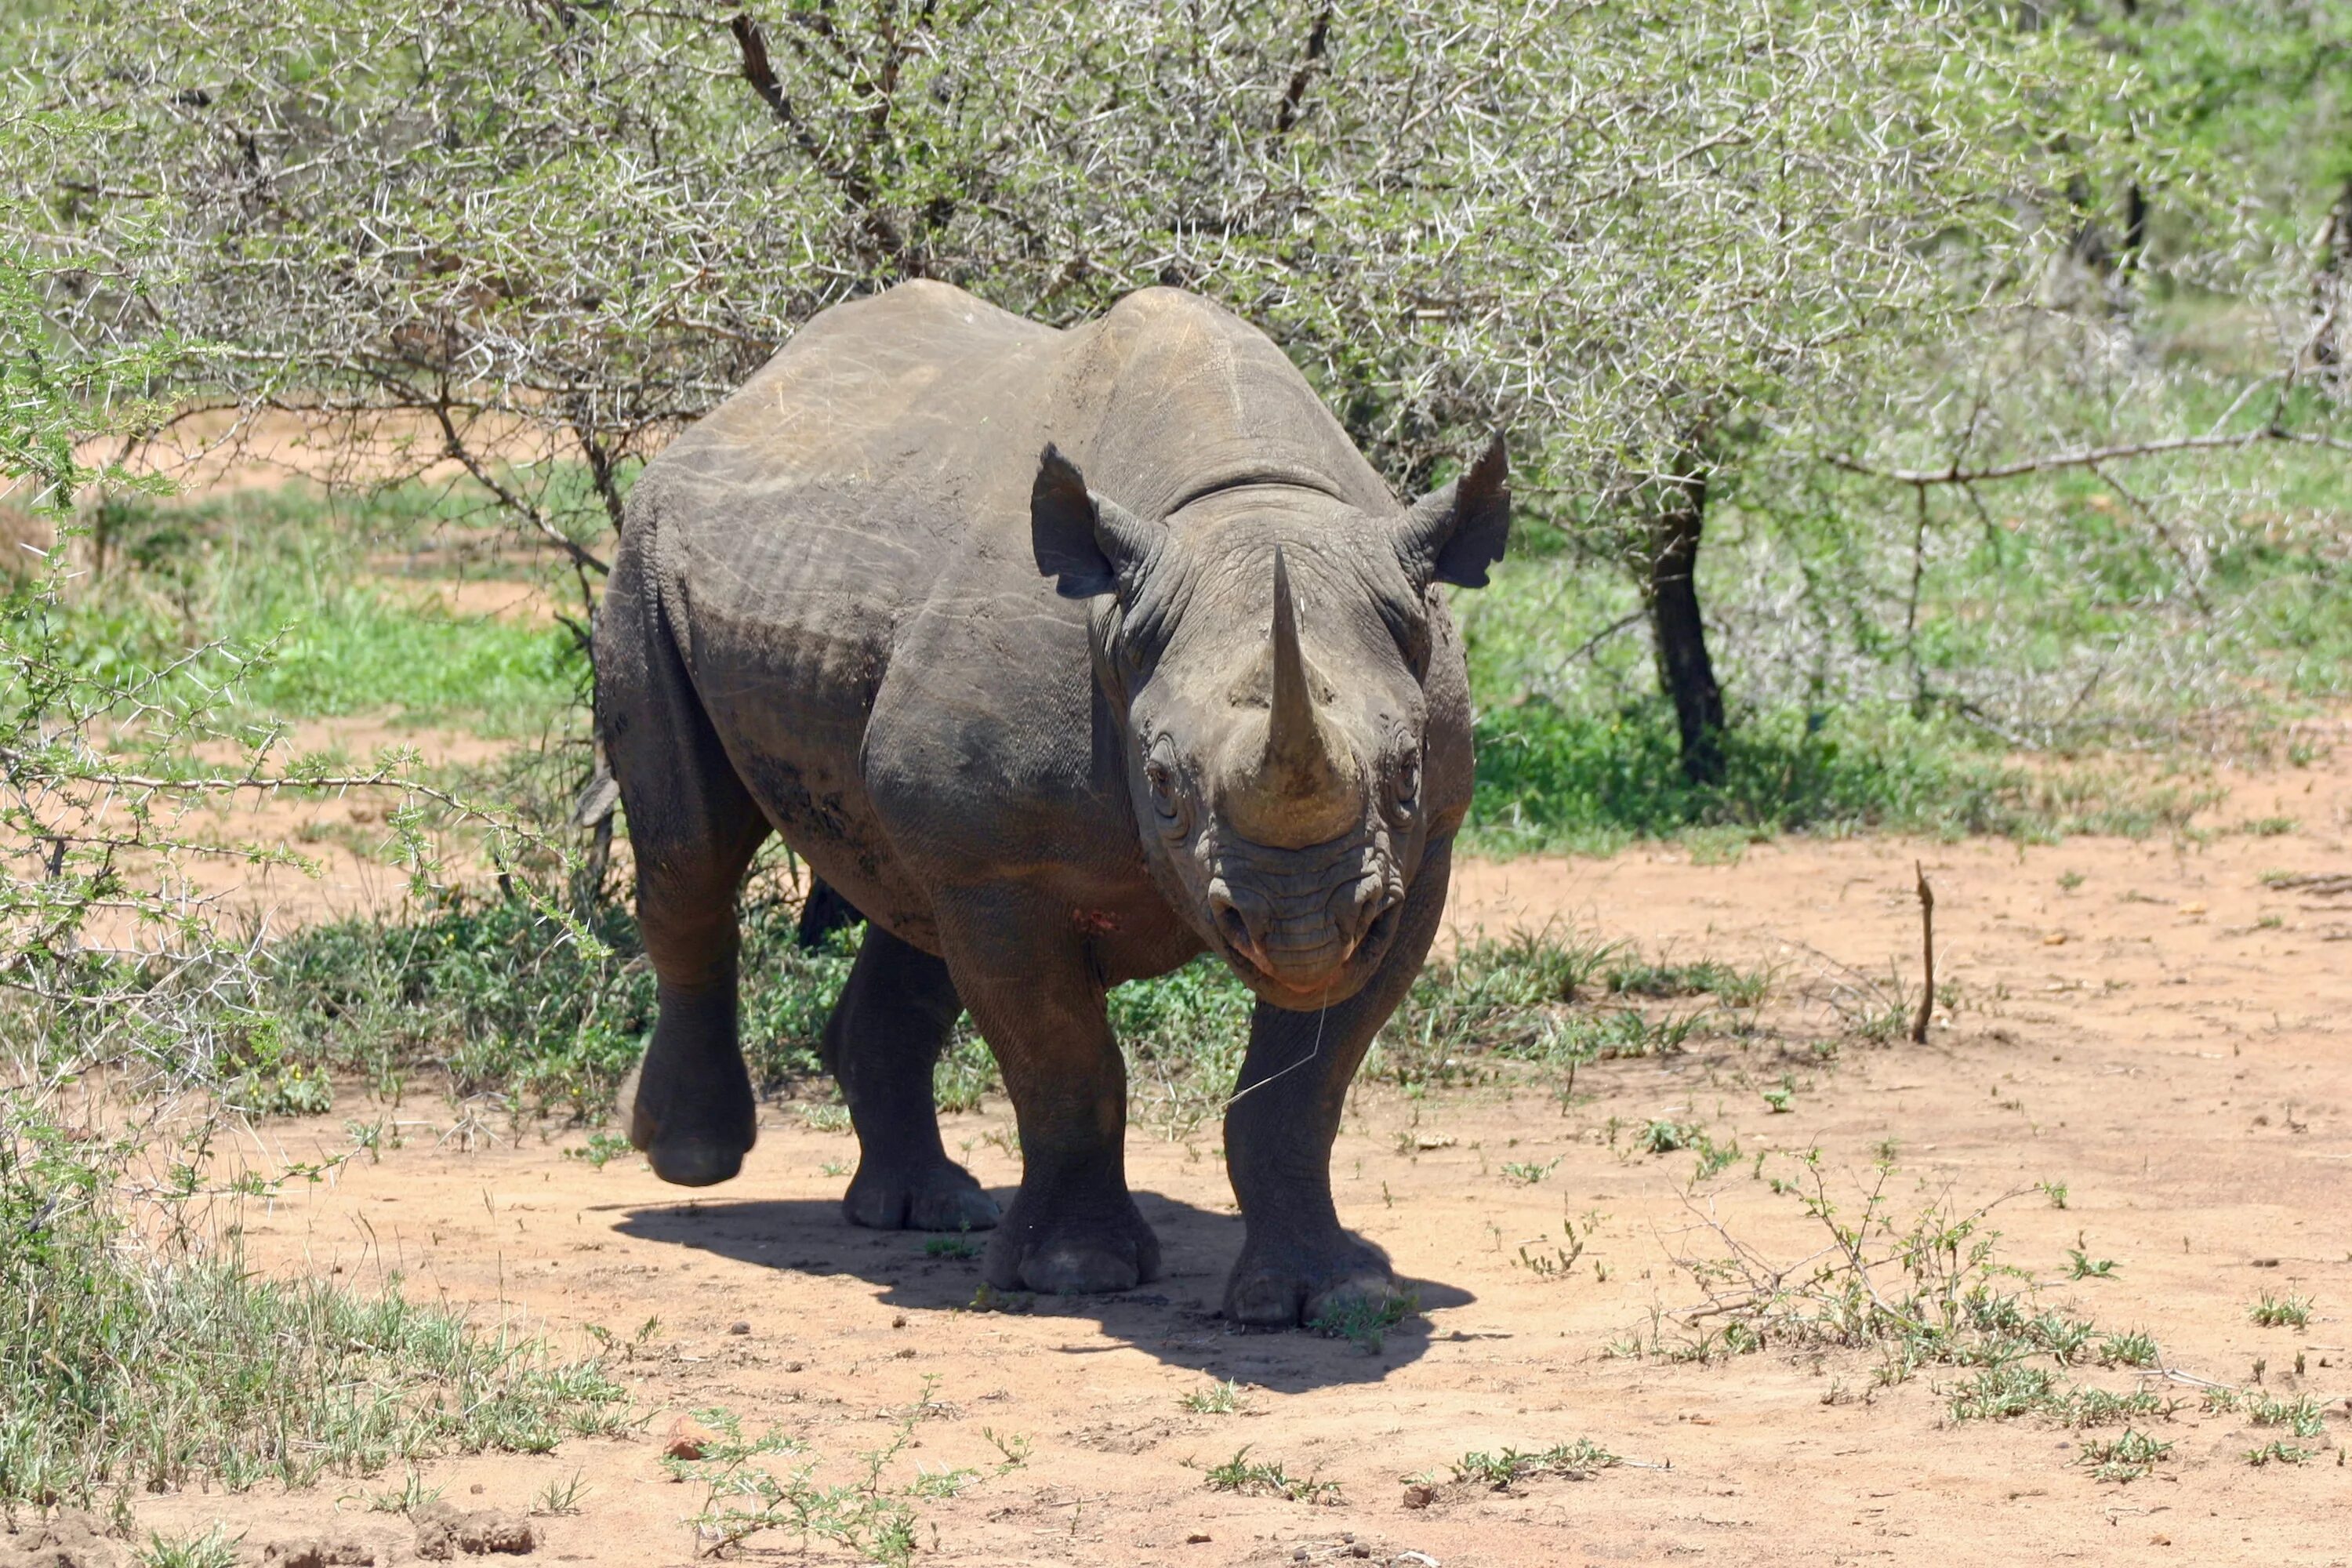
[598,281,1508,1325]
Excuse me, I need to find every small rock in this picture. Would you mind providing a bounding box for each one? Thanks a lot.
[470,1483,485,1495]
[1400,1483,1436,1510]
[891,1313,908,1328]
[664,1414,717,1463]
[412,1501,536,1559]
[1294,1551,1310,1563]
[784,1359,806,1373]
[1185,1534,1212,1545]
[728,1321,751,1335]
[1351,1548,1374,1561]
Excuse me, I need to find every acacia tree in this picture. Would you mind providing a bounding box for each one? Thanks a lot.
[11,0,2140,784]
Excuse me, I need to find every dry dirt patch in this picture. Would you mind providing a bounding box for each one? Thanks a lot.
[100,750,2352,1565]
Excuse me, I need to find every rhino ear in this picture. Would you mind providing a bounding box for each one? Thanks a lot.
[1031,444,1155,600]
[1395,434,1511,590]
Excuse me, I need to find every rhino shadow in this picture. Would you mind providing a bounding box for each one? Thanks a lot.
[612,1187,1472,1392]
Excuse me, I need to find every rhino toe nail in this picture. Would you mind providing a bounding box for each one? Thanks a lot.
[648,1139,747,1188]
[916,1187,1002,1232]
[1023,1243,1141,1296]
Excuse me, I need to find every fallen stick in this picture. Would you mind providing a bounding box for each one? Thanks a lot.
[1911,861,1935,1044]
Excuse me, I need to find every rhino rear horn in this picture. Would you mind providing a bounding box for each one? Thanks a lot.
[1031,444,1155,599]
[1395,434,1511,590]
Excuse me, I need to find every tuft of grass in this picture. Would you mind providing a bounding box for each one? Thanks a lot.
[1450,1439,1621,1490]
[1500,1157,1561,1185]
[366,1466,444,1513]
[1201,1446,1341,1504]
[1949,1363,2063,1422]
[1604,957,1769,1007]
[137,1527,245,1568]
[797,1102,852,1133]
[2078,1428,2172,1483]
[1635,1119,1700,1154]
[666,1405,924,1563]
[534,1468,590,1515]
[566,1131,633,1169]
[1308,1292,1419,1353]
[2065,1248,2117,1280]
[2246,1392,2327,1439]
[2245,1439,2317,1467]
[2248,1291,2312,1329]
[1180,1379,1247,1415]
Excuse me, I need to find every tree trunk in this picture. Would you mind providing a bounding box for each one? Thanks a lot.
[1645,465,1726,787]
[2311,178,2352,394]
[2119,180,2148,278]
[2117,0,2147,281]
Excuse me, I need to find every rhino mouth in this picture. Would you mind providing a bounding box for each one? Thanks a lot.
[1201,836,1403,1002]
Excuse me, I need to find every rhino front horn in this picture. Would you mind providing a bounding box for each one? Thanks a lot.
[1256,546,1353,820]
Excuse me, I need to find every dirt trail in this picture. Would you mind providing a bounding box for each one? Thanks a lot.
[119,750,2352,1566]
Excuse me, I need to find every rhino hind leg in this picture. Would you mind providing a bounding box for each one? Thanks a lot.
[603,535,771,1188]
[622,768,769,1186]
[825,925,1001,1232]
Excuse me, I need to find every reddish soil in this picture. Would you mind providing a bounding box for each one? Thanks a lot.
[104,740,2352,1565]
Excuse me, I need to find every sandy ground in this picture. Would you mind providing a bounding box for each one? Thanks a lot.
[90,742,2352,1566]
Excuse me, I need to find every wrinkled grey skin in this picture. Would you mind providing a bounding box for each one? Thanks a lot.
[599,281,1508,1325]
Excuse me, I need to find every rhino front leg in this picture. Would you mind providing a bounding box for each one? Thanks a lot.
[826,924,1001,1233]
[937,888,1160,1295]
[1222,837,1454,1327]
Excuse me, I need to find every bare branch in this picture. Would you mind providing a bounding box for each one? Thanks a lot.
[1830,426,2352,486]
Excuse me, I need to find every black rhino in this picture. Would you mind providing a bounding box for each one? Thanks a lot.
[599,281,1508,1325]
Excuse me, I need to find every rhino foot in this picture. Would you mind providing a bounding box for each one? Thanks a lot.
[1223,1235,1402,1328]
[985,1200,1163,1295]
[622,1059,757,1189]
[844,1159,1001,1232]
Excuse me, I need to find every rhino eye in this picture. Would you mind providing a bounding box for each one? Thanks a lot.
[1392,750,1421,813]
[1143,747,1185,826]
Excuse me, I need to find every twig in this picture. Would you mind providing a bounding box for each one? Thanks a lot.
[1830,425,2352,486]
[427,401,610,575]
[1910,862,1934,1045]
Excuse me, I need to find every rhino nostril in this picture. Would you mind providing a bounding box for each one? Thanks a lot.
[1339,883,1401,961]
[1211,895,1258,959]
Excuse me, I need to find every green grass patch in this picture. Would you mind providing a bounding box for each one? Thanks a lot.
[0,1095,632,1513]
[1463,698,2227,855]
[65,483,581,734]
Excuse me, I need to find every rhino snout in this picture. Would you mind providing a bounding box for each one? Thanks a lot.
[1207,868,1400,996]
